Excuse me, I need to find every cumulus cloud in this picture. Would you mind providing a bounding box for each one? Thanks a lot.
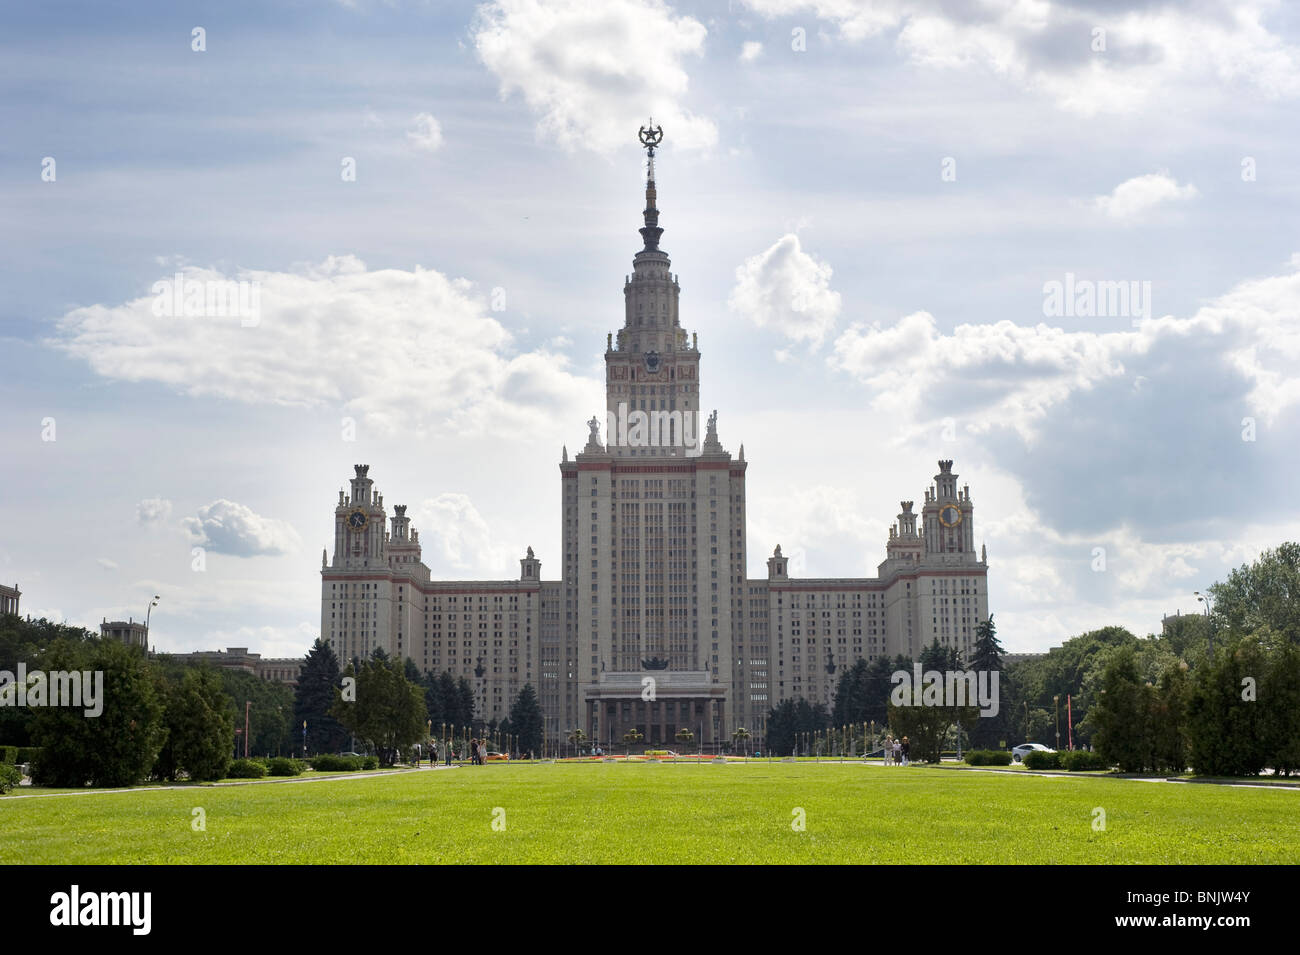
[830,254,1300,441]
[728,234,841,349]
[137,497,173,525]
[182,500,302,557]
[472,0,717,154]
[50,257,601,438]
[406,112,444,152]
[1094,171,1198,220]
[414,493,518,575]
[740,40,763,62]
[738,0,1300,115]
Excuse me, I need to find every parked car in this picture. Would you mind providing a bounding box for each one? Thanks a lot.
[1011,743,1055,763]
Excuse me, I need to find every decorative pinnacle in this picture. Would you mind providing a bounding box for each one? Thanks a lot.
[638,119,665,252]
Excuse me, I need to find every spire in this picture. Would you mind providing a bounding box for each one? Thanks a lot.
[637,120,664,252]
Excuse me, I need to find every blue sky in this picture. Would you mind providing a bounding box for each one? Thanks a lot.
[3,0,1299,656]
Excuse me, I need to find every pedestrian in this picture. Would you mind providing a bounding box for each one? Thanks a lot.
[893,738,902,765]
[445,741,452,766]
[902,736,911,766]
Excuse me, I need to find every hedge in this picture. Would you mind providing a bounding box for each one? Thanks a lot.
[0,746,16,765]
[0,763,21,793]
[965,750,1013,766]
[1023,750,1063,770]
[309,754,363,772]
[1060,750,1109,772]
[267,757,304,777]
[227,758,267,779]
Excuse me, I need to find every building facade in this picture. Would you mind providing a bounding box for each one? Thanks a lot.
[0,584,19,616]
[320,140,989,750]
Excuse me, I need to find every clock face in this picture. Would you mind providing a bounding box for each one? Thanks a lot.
[644,350,661,374]
[347,509,368,531]
[939,505,961,527]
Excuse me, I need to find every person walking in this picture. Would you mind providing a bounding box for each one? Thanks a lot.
[893,738,902,765]
[901,736,911,766]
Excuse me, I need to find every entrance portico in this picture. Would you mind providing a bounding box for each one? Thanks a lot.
[583,671,727,750]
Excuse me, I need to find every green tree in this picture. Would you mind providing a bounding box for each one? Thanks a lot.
[221,669,295,757]
[507,684,543,757]
[1210,542,1300,645]
[456,677,476,729]
[330,656,426,767]
[30,638,166,787]
[156,667,234,781]
[1091,645,1150,772]
[1260,639,1300,775]
[294,638,347,755]
[1187,636,1271,776]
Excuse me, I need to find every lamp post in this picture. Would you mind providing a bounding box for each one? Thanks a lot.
[144,595,160,651]
[1053,695,1060,751]
[1194,591,1215,657]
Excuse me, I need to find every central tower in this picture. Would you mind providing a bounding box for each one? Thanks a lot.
[556,124,745,751]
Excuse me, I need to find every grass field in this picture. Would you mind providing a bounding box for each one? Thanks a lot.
[5,761,1299,864]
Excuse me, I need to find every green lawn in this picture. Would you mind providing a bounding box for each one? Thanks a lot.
[4,761,1298,864]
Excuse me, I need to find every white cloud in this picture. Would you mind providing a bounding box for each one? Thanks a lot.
[830,254,1300,439]
[50,257,601,439]
[414,493,519,575]
[728,234,841,349]
[182,500,302,557]
[1094,171,1198,220]
[96,558,118,571]
[137,497,173,525]
[740,40,763,62]
[738,0,1300,115]
[406,112,444,152]
[472,0,717,154]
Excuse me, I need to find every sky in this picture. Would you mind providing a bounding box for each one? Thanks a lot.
[2,0,1299,657]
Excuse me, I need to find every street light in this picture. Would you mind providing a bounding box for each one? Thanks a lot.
[1194,591,1215,657]
[144,595,160,651]
[1053,695,1060,751]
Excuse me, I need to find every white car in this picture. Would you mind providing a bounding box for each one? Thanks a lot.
[1011,743,1055,763]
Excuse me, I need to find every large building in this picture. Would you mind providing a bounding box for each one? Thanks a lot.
[320,132,989,751]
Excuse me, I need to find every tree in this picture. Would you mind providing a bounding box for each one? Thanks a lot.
[156,667,234,781]
[567,727,587,756]
[969,614,1004,673]
[330,656,426,767]
[507,684,543,757]
[1210,542,1300,645]
[221,669,295,756]
[294,638,348,755]
[1090,645,1150,772]
[456,677,476,730]
[1260,639,1300,776]
[763,697,830,756]
[1187,636,1271,776]
[967,616,1009,749]
[30,637,166,788]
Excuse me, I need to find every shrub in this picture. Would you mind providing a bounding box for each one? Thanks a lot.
[1023,750,1062,770]
[267,757,304,776]
[226,758,267,779]
[0,746,16,765]
[309,754,363,772]
[361,755,379,770]
[0,763,21,793]
[965,750,1012,766]
[1060,750,1109,771]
